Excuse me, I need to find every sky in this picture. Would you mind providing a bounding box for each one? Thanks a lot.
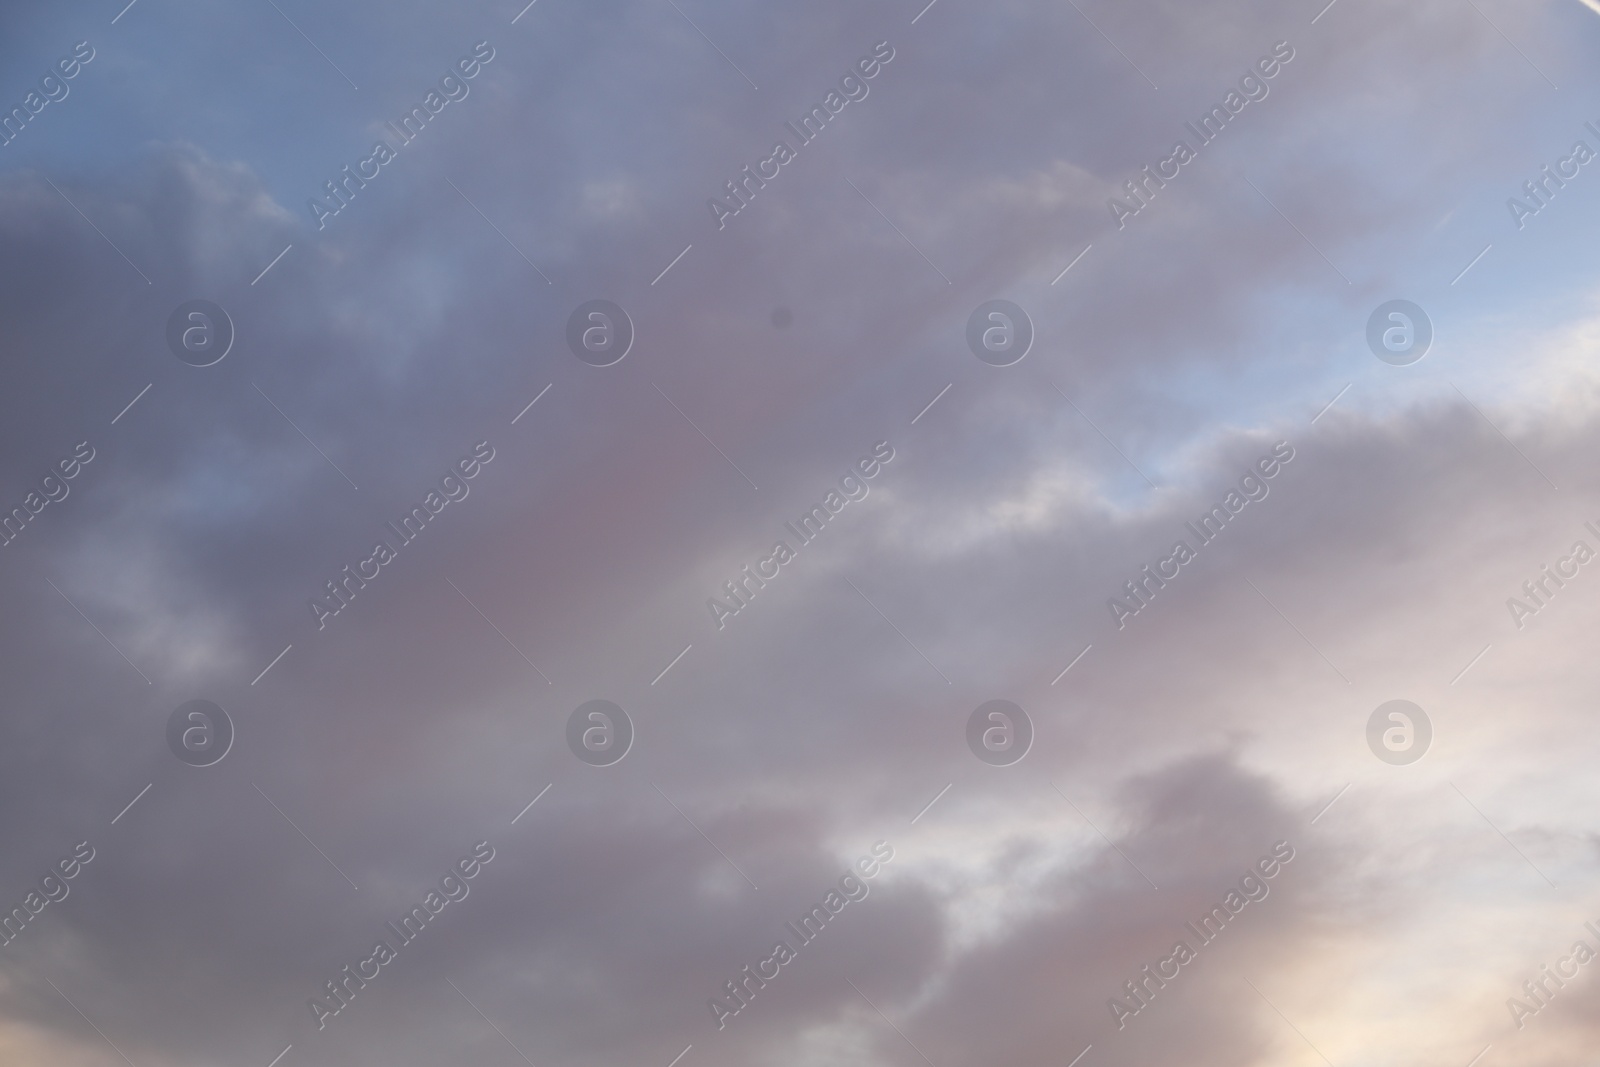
[2,1,1600,1066]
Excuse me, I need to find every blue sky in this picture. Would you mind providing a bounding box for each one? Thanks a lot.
[4,2,1600,1067]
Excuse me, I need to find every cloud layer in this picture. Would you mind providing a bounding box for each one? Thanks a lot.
[2,1,1600,1066]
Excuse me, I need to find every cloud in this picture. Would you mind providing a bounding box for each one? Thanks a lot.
[0,1,1598,1066]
